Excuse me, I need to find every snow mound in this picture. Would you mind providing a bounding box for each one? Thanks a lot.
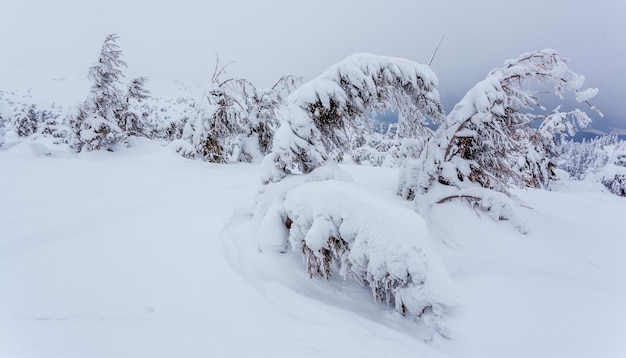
[259,179,458,319]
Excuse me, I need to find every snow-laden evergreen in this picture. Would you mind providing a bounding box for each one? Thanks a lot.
[262,53,444,183]
[409,49,596,195]
[396,50,599,230]
[256,54,456,321]
[184,62,305,163]
[69,34,150,152]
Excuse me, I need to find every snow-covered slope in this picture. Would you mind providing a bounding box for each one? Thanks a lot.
[0,138,625,357]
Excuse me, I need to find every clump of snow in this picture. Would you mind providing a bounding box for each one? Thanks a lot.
[576,87,599,103]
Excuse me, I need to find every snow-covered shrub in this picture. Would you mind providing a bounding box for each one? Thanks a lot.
[69,103,124,152]
[37,105,68,141]
[138,96,194,142]
[351,137,426,167]
[256,166,457,319]
[262,53,444,183]
[0,118,5,148]
[14,104,41,137]
[598,141,626,196]
[555,135,616,179]
[555,135,626,197]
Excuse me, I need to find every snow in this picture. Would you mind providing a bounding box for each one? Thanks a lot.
[1,138,626,357]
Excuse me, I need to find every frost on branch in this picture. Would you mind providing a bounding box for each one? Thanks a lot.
[257,175,457,319]
[262,53,444,183]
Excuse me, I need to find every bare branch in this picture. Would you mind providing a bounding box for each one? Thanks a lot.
[427,35,446,67]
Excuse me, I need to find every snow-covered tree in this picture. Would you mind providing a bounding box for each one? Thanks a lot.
[70,34,147,152]
[186,76,257,162]
[253,75,306,155]
[255,54,456,321]
[261,53,444,183]
[398,50,599,206]
[120,76,151,137]
[185,59,304,163]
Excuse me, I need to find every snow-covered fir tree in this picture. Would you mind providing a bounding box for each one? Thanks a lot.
[261,53,444,183]
[69,34,147,151]
[184,59,304,163]
[120,76,151,137]
[255,54,457,320]
[397,49,599,225]
[253,75,306,155]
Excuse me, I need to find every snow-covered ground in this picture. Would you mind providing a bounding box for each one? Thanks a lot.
[1,136,625,357]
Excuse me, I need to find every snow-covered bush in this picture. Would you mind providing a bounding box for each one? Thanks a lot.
[14,104,41,137]
[256,165,457,319]
[69,103,124,152]
[555,136,615,179]
[37,105,68,141]
[0,118,5,148]
[351,137,426,167]
[262,53,444,183]
[596,141,626,196]
[555,135,626,197]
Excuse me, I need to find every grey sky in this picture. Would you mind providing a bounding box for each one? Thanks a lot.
[1,0,624,128]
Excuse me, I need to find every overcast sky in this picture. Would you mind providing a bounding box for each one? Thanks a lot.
[1,0,624,128]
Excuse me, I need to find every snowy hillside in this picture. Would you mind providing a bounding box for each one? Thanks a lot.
[1,136,625,357]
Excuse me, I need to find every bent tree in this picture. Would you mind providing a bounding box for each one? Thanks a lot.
[261,53,445,183]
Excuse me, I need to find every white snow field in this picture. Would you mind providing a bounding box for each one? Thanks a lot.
[1,137,625,357]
